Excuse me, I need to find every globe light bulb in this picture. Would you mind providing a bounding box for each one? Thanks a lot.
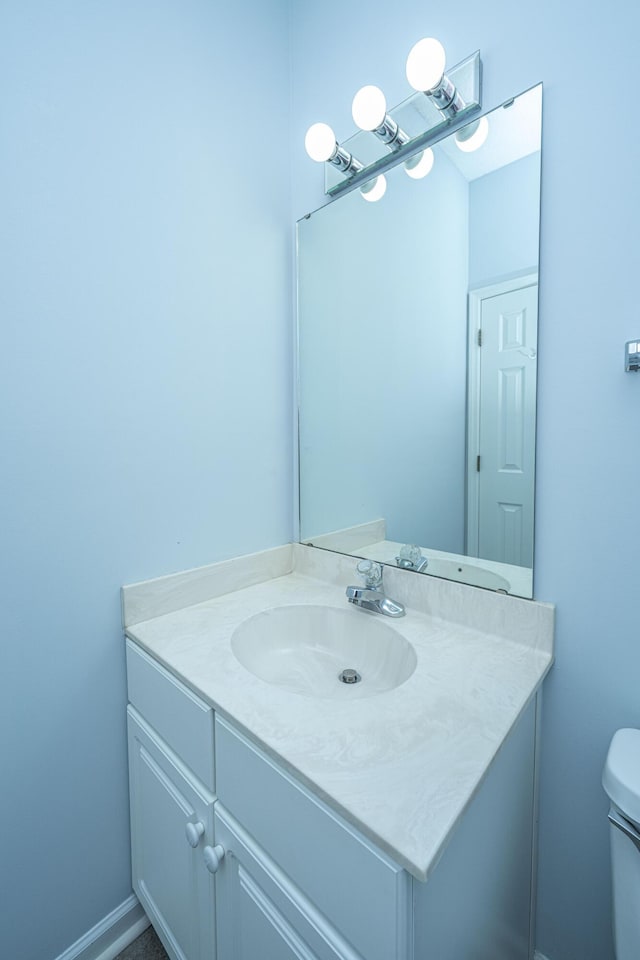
[360,175,387,203]
[404,148,434,179]
[304,123,337,162]
[351,85,387,131]
[405,38,446,92]
[455,116,489,152]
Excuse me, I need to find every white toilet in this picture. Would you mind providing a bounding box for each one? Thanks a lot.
[603,728,640,960]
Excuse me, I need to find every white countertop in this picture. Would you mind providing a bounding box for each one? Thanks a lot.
[124,544,553,882]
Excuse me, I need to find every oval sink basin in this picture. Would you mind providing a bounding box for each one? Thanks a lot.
[231,604,417,700]
[424,558,510,592]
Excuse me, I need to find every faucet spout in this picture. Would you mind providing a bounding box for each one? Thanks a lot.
[345,585,405,618]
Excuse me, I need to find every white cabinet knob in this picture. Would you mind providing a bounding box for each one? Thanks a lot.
[185,821,205,848]
[203,844,225,874]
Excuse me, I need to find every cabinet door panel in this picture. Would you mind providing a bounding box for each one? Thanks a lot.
[127,640,215,790]
[231,864,318,960]
[413,698,537,960]
[128,708,215,960]
[215,803,363,960]
[215,716,410,960]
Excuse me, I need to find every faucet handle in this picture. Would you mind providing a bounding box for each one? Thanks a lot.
[356,559,383,588]
[395,544,427,570]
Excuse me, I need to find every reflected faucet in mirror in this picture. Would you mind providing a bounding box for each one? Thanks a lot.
[396,544,429,572]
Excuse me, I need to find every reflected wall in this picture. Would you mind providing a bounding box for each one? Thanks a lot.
[298,87,541,597]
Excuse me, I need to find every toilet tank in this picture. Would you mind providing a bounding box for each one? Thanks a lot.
[603,729,640,828]
[603,728,640,960]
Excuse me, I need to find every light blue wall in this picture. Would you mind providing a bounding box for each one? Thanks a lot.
[3,4,640,959]
[469,152,541,288]
[291,5,640,960]
[298,151,468,552]
[0,3,291,958]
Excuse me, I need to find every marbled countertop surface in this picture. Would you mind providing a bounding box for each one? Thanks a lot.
[125,551,553,881]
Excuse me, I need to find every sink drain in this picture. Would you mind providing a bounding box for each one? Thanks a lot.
[339,668,362,684]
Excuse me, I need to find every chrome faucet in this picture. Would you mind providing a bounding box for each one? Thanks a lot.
[346,560,405,618]
[395,544,429,573]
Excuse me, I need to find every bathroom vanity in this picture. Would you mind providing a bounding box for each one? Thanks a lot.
[124,60,549,960]
[124,544,553,960]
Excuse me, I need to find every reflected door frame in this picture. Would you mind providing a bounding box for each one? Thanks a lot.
[466,271,538,561]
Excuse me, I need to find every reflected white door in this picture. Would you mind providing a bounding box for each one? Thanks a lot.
[467,279,538,567]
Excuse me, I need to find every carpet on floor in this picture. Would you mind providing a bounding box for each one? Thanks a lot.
[114,926,169,960]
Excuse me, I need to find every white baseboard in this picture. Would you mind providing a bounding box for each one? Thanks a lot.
[54,893,150,960]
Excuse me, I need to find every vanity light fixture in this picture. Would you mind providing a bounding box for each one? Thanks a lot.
[305,37,482,196]
[405,37,465,118]
[304,122,364,177]
[359,174,387,202]
[455,116,489,152]
[403,148,434,179]
[351,85,409,150]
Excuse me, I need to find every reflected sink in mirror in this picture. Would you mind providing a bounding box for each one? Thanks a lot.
[231,604,417,700]
[312,529,522,595]
[422,558,510,591]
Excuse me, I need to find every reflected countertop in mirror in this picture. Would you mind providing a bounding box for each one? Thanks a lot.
[297,85,542,599]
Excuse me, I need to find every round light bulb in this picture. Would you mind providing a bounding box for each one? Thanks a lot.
[406,37,446,92]
[404,148,434,179]
[360,174,387,203]
[351,85,387,131]
[455,116,489,153]
[304,122,337,162]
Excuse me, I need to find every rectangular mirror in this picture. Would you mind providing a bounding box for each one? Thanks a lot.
[297,85,542,598]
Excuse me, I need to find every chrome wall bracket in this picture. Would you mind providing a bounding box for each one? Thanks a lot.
[325,51,482,196]
[625,339,640,372]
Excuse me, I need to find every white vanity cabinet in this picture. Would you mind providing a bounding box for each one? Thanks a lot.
[126,641,408,960]
[127,643,217,960]
[126,638,540,960]
[127,711,216,960]
[214,716,411,960]
[214,804,373,960]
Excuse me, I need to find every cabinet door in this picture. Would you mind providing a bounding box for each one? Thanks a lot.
[413,698,537,960]
[128,708,216,960]
[214,803,363,960]
[215,716,410,960]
